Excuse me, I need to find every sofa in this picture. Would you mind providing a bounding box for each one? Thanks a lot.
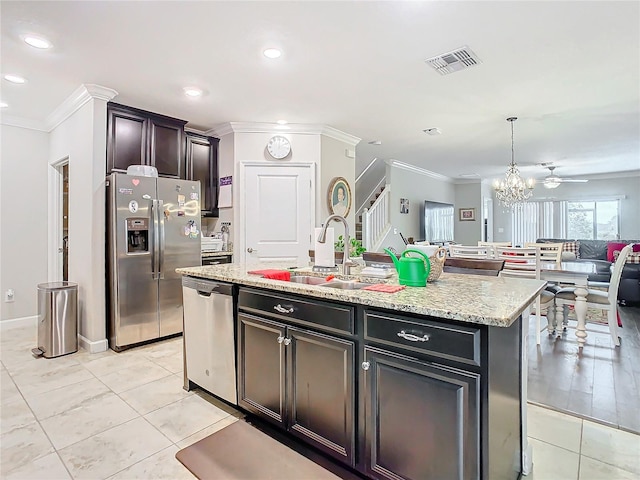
[537,238,640,305]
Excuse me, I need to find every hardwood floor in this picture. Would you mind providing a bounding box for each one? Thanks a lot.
[527,304,640,434]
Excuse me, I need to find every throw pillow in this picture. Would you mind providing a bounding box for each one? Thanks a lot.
[562,241,580,259]
[561,251,577,261]
[614,250,640,264]
[607,242,629,262]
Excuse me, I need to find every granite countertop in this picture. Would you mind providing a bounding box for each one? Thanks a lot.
[201,251,233,258]
[176,263,545,327]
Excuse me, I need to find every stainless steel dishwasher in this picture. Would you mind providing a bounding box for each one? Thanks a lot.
[182,277,237,405]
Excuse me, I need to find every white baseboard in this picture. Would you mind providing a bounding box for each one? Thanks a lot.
[78,335,108,354]
[0,315,37,330]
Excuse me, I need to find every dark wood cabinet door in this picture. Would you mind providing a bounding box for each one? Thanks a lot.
[287,327,355,467]
[148,117,185,178]
[238,313,286,427]
[363,347,480,480]
[107,107,147,173]
[186,134,219,216]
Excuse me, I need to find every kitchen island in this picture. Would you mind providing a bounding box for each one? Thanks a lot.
[177,263,545,480]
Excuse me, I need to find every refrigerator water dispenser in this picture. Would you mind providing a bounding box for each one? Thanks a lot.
[126,218,149,253]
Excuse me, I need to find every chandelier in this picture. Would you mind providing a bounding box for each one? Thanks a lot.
[492,117,535,208]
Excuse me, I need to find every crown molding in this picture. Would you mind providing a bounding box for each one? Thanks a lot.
[206,122,360,145]
[46,84,118,131]
[387,160,453,182]
[1,114,48,131]
[321,125,361,146]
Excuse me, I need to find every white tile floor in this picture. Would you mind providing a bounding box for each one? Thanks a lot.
[1,324,639,479]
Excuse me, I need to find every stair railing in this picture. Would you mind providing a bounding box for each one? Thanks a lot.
[362,184,391,251]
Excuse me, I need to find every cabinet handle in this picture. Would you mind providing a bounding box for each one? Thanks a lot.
[361,361,370,371]
[277,336,285,344]
[283,338,291,346]
[273,304,294,314]
[397,330,430,342]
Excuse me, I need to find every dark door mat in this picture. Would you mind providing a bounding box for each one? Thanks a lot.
[175,419,344,479]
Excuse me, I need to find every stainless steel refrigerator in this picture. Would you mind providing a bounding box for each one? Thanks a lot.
[107,173,201,351]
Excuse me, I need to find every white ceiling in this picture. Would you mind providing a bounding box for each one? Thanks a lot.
[1,1,639,181]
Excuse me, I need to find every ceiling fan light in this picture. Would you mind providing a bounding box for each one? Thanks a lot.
[544,181,561,189]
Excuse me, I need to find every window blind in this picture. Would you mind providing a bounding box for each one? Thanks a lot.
[512,201,566,245]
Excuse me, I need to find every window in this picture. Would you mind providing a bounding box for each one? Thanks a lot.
[512,201,565,246]
[567,200,619,240]
[511,199,620,244]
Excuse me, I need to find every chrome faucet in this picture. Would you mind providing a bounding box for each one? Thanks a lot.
[317,214,356,275]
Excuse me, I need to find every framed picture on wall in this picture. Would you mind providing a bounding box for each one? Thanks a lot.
[459,208,476,221]
[327,177,352,217]
[400,198,409,214]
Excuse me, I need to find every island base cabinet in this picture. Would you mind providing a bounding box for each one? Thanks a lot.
[362,347,480,480]
[238,313,356,467]
[288,327,355,466]
[238,314,286,425]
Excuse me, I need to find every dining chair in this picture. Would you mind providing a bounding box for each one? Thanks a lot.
[496,246,555,344]
[555,243,633,347]
[449,245,489,259]
[478,241,512,259]
[443,258,505,276]
[524,242,563,263]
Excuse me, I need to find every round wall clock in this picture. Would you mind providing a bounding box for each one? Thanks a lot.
[267,135,291,159]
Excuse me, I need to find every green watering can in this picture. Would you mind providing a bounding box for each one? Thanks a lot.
[384,248,431,287]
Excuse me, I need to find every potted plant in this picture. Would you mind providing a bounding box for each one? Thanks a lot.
[334,235,366,260]
[308,236,366,265]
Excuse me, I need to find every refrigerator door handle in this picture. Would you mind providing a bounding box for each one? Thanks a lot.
[158,199,165,279]
[151,199,160,279]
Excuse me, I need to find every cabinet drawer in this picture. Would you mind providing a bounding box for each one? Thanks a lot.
[364,310,481,366]
[238,288,354,335]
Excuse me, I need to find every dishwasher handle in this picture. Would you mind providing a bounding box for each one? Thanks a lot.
[182,277,233,296]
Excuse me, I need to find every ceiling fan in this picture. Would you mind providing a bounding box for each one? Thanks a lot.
[542,165,588,189]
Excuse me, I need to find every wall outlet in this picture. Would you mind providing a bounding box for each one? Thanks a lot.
[5,289,15,303]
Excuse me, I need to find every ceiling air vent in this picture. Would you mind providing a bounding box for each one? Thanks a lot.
[425,46,481,75]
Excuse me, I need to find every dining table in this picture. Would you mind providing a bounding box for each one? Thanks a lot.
[540,261,598,349]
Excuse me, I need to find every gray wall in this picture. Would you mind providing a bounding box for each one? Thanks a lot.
[493,173,640,241]
[355,159,385,214]
[454,182,483,245]
[1,125,50,321]
[387,163,455,241]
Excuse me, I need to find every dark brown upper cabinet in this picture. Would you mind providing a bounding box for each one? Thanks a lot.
[186,133,219,217]
[107,103,187,178]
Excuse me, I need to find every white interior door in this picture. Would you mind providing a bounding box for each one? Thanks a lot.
[243,163,314,264]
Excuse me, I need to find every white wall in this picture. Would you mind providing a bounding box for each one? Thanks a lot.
[454,182,483,245]
[227,130,320,263]
[212,126,358,261]
[493,173,640,242]
[387,163,455,241]
[0,125,50,321]
[49,99,108,347]
[320,135,356,231]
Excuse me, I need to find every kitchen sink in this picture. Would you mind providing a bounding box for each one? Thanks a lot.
[289,275,370,290]
[318,280,370,290]
[289,275,328,285]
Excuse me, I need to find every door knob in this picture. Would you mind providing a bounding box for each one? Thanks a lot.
[362,361,370,371]
[247,247,256,253]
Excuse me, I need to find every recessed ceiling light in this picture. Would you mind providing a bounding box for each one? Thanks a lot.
[368,140,382,145]
[423,128,441,135]
[183,87,202,97]
[263,48,282,59]
[0,102,8,108]
[23,35,52,49]
[276,120,288,125]
[4,74,27,84]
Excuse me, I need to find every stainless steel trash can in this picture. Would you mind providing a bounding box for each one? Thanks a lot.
[33,282,78,358]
